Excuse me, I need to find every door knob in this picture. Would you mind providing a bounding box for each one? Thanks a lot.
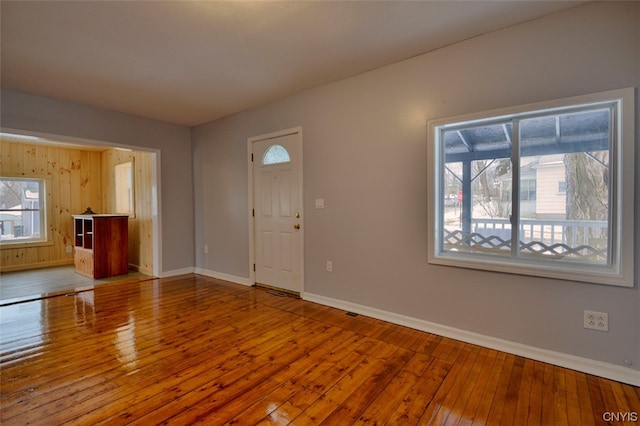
[294,224,300,230]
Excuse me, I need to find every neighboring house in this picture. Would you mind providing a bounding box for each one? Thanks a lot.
[497,155,567,220]
[533,154,567,220]
[0,187,40,240]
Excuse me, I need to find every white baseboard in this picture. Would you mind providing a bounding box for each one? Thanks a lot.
[194,268,253,286]
[158,267,253,286]
[159,267,195,278]
[303,292,640,387]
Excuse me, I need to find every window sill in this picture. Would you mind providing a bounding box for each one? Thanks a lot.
[0,239,55,250]
[428,253,632,288]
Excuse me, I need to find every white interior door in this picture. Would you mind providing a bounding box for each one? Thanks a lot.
[252,132,302,293]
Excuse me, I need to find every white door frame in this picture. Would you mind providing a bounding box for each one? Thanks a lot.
[247,126,304,293]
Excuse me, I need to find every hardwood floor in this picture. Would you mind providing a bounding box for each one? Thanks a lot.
[1,274,638,425]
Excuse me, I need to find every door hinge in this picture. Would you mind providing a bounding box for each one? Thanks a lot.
[251,153,254,162]
[253,263,256,271]
[252,209,255,217]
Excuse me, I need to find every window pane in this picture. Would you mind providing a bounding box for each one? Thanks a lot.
[262,144,290,165]
[518,109,610,264]
[468,158,512,256]
[442,161,463,253]
[441,123,512,257]
[0,178,45,242]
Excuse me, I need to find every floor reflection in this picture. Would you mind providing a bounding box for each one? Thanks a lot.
[114,313,139,369]
[0,300,44,357]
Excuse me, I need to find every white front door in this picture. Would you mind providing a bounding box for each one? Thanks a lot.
[252,131,302,293]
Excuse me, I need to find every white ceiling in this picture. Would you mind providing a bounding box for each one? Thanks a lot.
[1,1,584,127]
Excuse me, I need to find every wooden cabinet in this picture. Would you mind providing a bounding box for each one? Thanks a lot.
[73,214,129,279]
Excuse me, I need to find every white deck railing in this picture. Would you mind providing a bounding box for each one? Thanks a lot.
[444,218,608,261]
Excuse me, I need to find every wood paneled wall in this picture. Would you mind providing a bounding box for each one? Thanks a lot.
[101,149,154,275]
[1,142,154,275]
[0,141,102,271]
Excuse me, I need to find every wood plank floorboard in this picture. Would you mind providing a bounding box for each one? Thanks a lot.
[1,274,638,425]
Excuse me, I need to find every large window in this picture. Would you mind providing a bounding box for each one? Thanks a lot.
[428,88,635,287]
[0,177,47,245]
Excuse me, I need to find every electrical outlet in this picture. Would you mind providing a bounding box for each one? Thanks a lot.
[326,261,332,272]
[204,245,209,254]
[584,310,608,331]
[66,245,73,254]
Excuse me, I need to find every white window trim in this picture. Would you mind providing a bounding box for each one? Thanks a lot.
[427,88,635,287]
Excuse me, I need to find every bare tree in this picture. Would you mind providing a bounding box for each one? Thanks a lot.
[473,159,511,218]
[564,151,609,249]
[0,180,22,209]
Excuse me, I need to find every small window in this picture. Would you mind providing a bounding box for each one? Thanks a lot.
[0,177,47,245]
[558,181,567,194]
[262,144,290,165]
[428,88,635,287]
[115,161,134,216]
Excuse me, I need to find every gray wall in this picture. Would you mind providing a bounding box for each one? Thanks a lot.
[0,89,195,274]
[192,2,640,370]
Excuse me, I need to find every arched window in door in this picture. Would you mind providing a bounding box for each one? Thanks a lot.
[262,144,290,165]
